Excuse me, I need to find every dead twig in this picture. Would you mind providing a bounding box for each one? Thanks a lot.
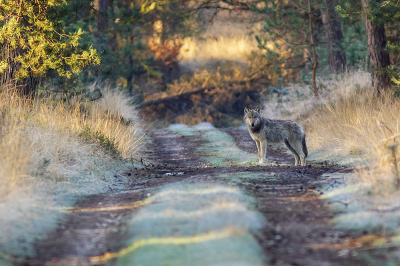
[368,205,400,213]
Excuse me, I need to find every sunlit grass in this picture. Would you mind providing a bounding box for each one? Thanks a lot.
[180,35,259,66]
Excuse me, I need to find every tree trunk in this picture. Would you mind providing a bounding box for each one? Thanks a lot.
[0,44,38,96]
[322,0,347,73]
[127,33,135,94]
[361,0,391,93]
[93,0,107,33]
[308,0,319,96]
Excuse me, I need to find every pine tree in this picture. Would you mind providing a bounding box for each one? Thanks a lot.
[338,0,400,93]
[0,0,100,95]
[361,0,391,93]
[254,0,325,96]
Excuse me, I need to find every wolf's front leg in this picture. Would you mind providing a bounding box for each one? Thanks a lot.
[262,140,267,163]
[255,140,262,163]
[259,140,267,164]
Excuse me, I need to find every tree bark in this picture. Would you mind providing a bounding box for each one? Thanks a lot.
[322,0,347,73]
[361,0,391,93]
[0,44,38,96]
[93,0,107,33]
[308,0,319,96]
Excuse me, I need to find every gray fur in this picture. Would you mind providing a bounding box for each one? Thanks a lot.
[244,107,308,166]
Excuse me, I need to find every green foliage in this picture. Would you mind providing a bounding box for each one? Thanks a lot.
[315,21,367,70]
[254,0,312,66]
[341,23,368,67]
[253,0,368,84]
[335,1,359,20]
[99,0,199,90]
[253,0,326,86]
[37,74,103,103]
[362,0,400,25]
[0,0,100,80]
[47,0,200,96]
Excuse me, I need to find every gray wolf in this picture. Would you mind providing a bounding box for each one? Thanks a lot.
[244,107,308,166]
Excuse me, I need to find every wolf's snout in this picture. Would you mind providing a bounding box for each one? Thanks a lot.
[251,123,254,127]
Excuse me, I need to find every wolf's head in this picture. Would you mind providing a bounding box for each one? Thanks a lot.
[244,107,262,129]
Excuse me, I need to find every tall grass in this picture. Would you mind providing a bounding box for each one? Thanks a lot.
[0,95,31,197]
[263,70,400,195]
[0,86,143,199]
[308,88,400,195]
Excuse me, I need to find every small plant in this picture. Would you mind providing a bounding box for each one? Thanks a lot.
[34,158,51,177]
[80,126,120,157]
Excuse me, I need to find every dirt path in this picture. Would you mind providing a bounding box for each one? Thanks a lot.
[16,125,392,265]
[145,127,366,266]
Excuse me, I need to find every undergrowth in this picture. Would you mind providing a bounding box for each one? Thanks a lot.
[140,60,270,127]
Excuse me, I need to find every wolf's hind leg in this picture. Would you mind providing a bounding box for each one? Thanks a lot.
[300,135,308,166]
[300,156,306,166]
[293,141,307,166]
[284,139,300,166]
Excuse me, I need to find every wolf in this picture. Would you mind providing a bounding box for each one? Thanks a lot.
[244,107,308,166]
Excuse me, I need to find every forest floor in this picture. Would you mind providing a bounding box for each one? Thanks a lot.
[13,124,400,266]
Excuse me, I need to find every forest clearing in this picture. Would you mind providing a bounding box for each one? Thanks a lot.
[1,1,400,265]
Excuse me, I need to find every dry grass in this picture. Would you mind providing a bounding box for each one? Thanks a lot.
[179,15,264,71]
[0,86,143,199]
[180,35,259,66]
[263,70,400,195]
[308,89,400,195]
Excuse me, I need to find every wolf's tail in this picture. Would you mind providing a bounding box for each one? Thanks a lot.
[302,134,308,157]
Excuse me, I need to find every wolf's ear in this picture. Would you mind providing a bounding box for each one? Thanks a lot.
[244,107,249,114]
[255,106,261,113]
